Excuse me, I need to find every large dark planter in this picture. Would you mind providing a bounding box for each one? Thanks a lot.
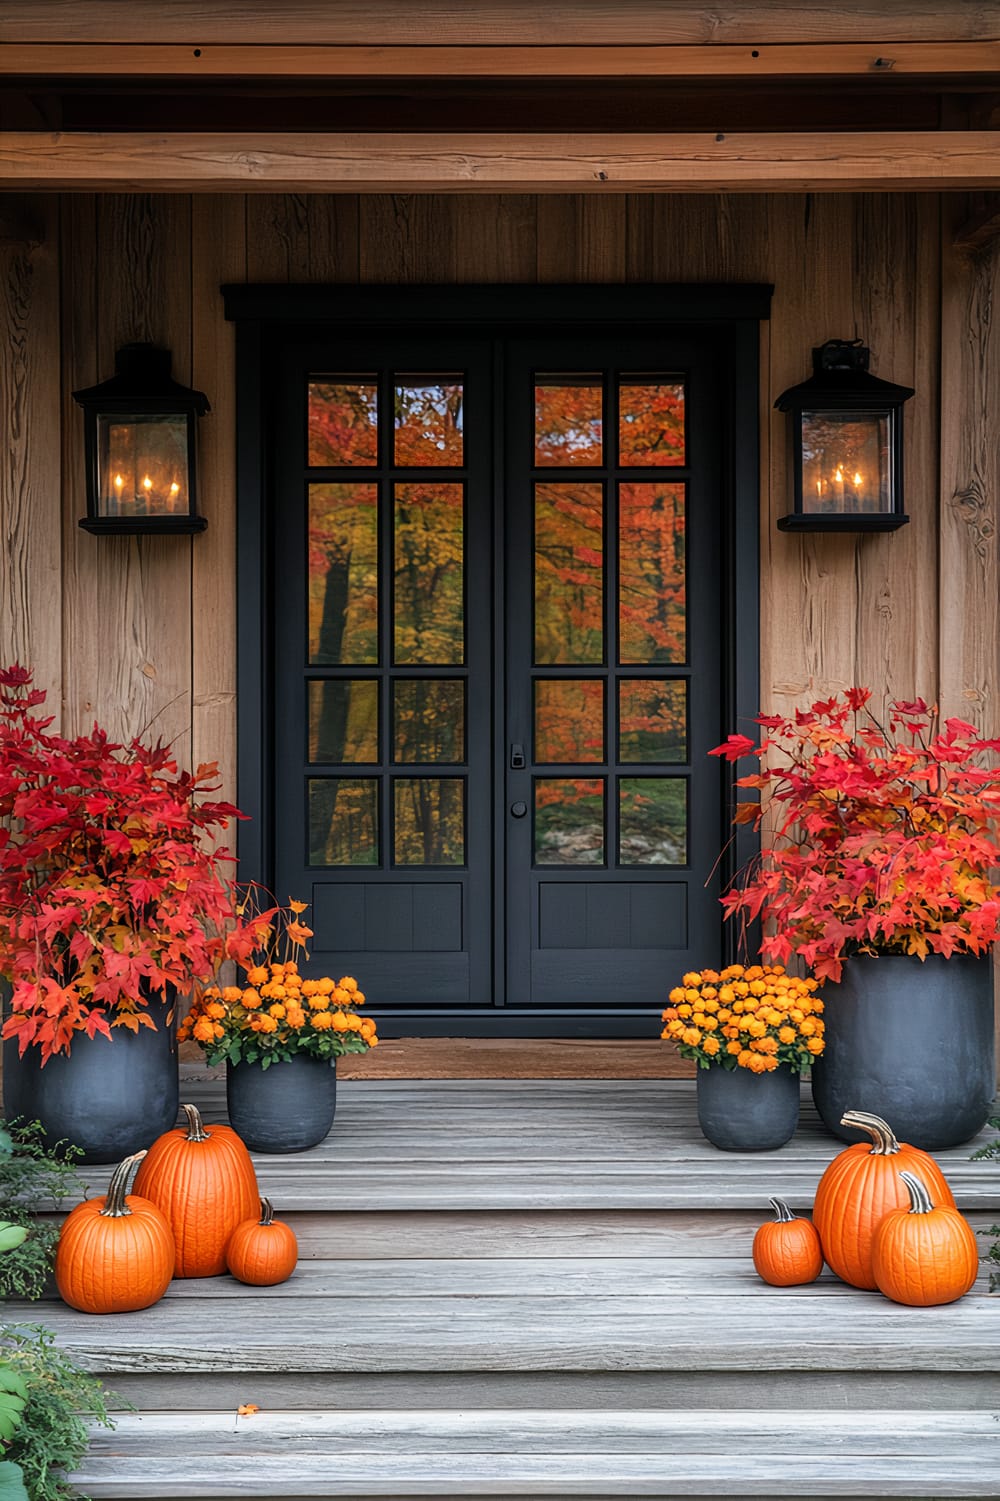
[811,953,995,1149]
[1,996,178,1164]
[696,1062,801,1152]
[226,1055,337,1153]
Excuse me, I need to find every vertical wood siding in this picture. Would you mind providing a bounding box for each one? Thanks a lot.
[4,191,996,814]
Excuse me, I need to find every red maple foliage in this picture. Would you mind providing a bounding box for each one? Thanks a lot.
[710,689,1000,981]
[0,665,248,1063]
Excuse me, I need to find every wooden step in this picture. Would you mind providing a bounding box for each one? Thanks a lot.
[69,1078,1000,1213]
[70,1408,1000,1498]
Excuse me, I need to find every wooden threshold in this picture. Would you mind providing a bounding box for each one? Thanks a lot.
[3,129,1000,191]
[3,41,999,79]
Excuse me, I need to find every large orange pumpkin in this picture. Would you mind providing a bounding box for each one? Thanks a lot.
[55,1150,175,1314]
[226,1197,299,1286]
[752,1197,823,1287]
[872,1170,979,1307]
[812,1109,956,1290]
[133,1103,259,1277]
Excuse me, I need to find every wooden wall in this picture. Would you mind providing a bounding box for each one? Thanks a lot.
[3,191,998,814]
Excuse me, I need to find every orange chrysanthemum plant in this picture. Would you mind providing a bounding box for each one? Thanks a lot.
[661,963,825,1075]
[0,664,246,1064]
[179,894,376,1068]
[709,689,1000,982]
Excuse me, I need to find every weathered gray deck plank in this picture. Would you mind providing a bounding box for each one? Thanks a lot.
[67,1078,1000,1212]
[70,1408,1000,1498]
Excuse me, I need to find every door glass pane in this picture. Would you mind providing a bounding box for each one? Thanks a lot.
[534,483,603,664]
[534,680,604,764]
[535,778,605,865]
[394,376,464,466]
[618,378,685,467]
[619,482,685,664]
[308,379,379,466]
[534,375,603,466]
[619,778,686,865]
[393,680,466,763]
[308,778,379,866]
[309,483,379,665]
[394,483,465,664]
[394,778,465,865]
[308,680,379,763]
[619,680,687,763]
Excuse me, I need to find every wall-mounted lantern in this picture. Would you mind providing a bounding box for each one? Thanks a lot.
[775,339,913,532]
[73,344,209,535]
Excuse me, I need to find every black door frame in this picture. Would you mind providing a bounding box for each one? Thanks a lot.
[223,283,772,1037]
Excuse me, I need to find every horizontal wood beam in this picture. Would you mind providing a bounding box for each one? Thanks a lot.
[1,0,995,47]
[2,131,999,193]
[3,41,999,79]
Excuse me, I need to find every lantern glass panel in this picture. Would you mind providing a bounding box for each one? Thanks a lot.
[800,410,891,515]
[97,412,191,518]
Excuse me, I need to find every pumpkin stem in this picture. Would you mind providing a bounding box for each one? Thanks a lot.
[898,1169,934,1215]
[768,1197,797,1223]
[259,1197,274,1226]
[100,1151,147,1218]
[839,1110,900,1155]
[181,1103,211,1142]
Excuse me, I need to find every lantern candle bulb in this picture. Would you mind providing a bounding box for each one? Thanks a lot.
[833,466,845,506]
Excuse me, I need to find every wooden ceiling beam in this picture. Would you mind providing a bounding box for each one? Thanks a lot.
[0,0,995,47]
[2,130,998,192]
[2,41,998,80]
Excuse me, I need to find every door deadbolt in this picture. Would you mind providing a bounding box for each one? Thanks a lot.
[510,801,528,818]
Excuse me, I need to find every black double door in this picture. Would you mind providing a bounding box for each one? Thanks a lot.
[271,326,731,1026]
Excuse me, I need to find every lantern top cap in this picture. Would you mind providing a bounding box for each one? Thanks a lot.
[72,342,210,414]
[774,337,914,412]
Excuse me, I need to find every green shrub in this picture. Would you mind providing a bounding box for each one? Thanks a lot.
[0,1327,113,1501]
[0,1123,83,1303]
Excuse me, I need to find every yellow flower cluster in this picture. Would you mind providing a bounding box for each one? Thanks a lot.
[178,961,377,1053]
[661,963,824,1074]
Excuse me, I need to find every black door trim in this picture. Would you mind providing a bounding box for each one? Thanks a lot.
[227,284,769,1039]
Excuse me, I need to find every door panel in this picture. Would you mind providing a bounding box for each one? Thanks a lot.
[504,335,723,1006]
[273,337,494,1006]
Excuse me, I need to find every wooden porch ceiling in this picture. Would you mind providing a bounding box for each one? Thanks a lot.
[3,128,999,191]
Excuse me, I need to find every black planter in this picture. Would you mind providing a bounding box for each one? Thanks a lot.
[226,1055,337,1153]
[696,1062,801,1152]
[1,996,178,1164]
[811,953,995,1149]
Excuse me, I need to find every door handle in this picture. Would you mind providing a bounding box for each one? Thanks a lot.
[510,801,528,818]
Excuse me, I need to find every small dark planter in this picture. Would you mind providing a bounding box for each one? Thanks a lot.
[811,953,995,1149]
[226,1055,337,1153]
[696,1062,801,1152]
[1,996,178,1164]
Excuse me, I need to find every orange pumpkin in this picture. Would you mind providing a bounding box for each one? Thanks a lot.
[872,1170,979,1307]
[226,1197,299,1286]
[134,1103,259,1277]
[752,1197,823,1287]
[55,1150,175,1314]
[812,1109,956,1290]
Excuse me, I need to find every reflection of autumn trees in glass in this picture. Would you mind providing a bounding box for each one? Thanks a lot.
[534,381,603,465]
[535,779,605,865]
[395,778,464,864]
[394,483,464,664]
[534,483,603,664]
[619,680,686,763]
[308,777,378,866]
[619,779,687,865]
[308,382,378,466]
[395,381,464,465]
[618,381,685,465]
[534,680,604,763]
[619,483,686,664]
[309,483,378,667]
[394,680,465,763]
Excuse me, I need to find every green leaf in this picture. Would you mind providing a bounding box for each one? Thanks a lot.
[0,1224,28,1254]
[0,1366,28,1443]
[0,1459,30,1501]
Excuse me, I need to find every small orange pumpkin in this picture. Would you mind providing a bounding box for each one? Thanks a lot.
[752,1197,823,1287]
[811,1110,956,1290]
[55,1150,175,1314]
[226,1197,299,1286]
[872,1170,979,1307]
[133,1103,259,1277]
